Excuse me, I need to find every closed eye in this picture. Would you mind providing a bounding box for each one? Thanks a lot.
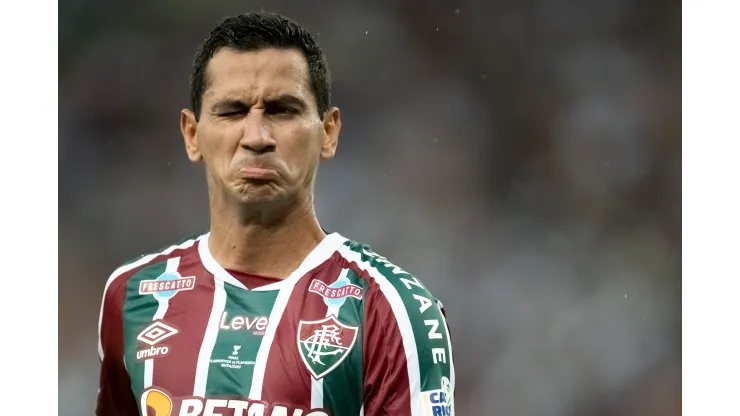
[219,110,247,117]
[212,99,249,118]
[265,104,299,116]
[265,94,306,116]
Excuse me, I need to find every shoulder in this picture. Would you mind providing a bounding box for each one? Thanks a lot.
[336,237,454,395]
[100,234,203,301]
[336,237,447,323]
[337,238,441,296]
[97,234,203,360]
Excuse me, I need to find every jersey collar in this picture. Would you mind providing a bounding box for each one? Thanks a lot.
[197,231,348,291]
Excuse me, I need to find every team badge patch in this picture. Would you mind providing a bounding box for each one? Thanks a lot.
[297,315,358,379]
[139,271,196,300]
[308,277,363,308]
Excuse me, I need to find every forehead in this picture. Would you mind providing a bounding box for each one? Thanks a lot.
[203,47,312,103]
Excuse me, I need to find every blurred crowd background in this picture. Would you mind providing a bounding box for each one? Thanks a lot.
[59,0,680,415]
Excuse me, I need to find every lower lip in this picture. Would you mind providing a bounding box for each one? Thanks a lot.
[238,167,279,180]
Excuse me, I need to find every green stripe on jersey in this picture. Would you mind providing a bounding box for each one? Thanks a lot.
[122,261,167,400]
[205,285,279,397]
[344,241,452,393]
[322,268,366,415]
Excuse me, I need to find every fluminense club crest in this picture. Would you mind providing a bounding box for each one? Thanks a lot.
[297,315,358,379]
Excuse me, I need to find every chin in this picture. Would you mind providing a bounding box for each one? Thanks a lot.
[233,182,287,204]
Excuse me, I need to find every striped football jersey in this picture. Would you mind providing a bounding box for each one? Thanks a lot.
[97,232,455,416]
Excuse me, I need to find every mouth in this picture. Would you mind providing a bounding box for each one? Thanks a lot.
[237,167,279,180]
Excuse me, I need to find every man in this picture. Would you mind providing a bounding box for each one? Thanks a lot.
[97,12,454,416]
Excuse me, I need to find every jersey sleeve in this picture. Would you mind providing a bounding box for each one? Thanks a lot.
[96,278,139,416]
[362,274,455,416]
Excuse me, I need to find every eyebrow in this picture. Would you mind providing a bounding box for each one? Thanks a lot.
[211,94,307,113]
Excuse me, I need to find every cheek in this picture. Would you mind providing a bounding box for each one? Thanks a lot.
[282,127,321,169]
[199,124,240,160]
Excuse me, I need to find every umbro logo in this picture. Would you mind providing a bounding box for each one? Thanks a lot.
[137,320,179,346]
[136,320,178,360]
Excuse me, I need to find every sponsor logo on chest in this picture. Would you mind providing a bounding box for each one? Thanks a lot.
[139,271,196,300]
[141,388,330,416]
[308,276,363,308]
[218,311,268,336]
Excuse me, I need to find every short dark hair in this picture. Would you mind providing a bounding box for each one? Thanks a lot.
[190,12,331,120]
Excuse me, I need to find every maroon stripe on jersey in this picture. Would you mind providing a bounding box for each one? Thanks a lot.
[260,253,345,409]
[342,260,412,416]
[100,276,128,360]
[152,240,217,397]
[97,279,138,416]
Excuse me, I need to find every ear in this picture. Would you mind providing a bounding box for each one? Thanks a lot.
[180,109,202,162]
[320,107,341,160]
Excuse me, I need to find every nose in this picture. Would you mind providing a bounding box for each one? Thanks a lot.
[239,111,276,153]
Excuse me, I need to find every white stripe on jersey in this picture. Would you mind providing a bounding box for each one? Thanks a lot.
[337,245,426,416]
[310,267,349,409]
[152,256,180,322]
[192,277,227,396]
[143,256,180,389]
[98,237,199,361]
[249,232,348,400]
[248,278,293,400]
[198,233,248,290]
[439,302,456,416]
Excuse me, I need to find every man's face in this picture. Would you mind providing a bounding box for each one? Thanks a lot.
[181,48,340,207]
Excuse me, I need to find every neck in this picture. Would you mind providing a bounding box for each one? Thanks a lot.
[207,192,327,279]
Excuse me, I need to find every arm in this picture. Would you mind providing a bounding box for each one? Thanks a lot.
[362,279,455,416]
[97,281,139,416]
